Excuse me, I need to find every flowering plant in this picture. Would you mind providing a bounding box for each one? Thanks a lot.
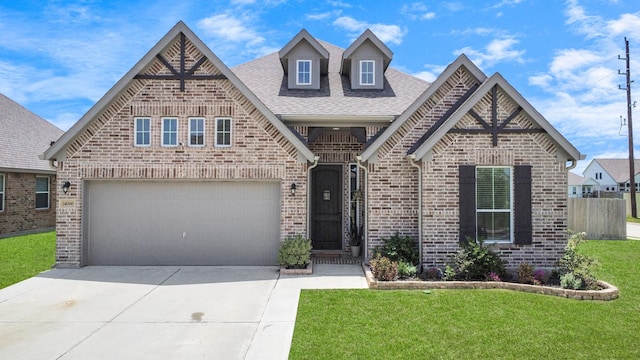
[486,272,501,282]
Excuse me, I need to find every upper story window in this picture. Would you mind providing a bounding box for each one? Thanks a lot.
[296,60,311,85]
[215,118,232,147]
[476,167,512,242]
[162,117,178,147]
[0,174,4,212]
[189,118,205,147]
[35,176,50,210]
[134,117,151,146]
[360,60,375,85]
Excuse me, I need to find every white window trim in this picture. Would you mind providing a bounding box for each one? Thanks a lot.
[134,117,151,147]
[35,176,50,210]
[188,117,206,147]
[476,166,514,243]
[0,173,4,212]
[359,60,375,86]
[296,59,312,85]
[162,117,179,147]
[215,117,232,148]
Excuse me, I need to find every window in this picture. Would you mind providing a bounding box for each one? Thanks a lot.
[215,118,232,147]
[360,60,375,85]
[162,118,178,147]
[35,176,50,210]
[296,60,311,85]
[476,167,512,242]
[189,118,205,147]
[572,187,577,195]
[134,117,151,146]
[0,174,4,212]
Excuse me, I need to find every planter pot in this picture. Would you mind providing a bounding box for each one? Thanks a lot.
[350,245,361,257]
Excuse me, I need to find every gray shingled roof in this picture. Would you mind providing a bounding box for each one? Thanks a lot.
[592,158,640,183]
[232,41,429,119]
[0,94,63,173]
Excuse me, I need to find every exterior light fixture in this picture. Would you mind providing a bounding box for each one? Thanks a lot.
[62,181,71,194]
[290,183,296,196]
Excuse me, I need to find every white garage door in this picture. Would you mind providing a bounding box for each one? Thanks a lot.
[84,181,281,265]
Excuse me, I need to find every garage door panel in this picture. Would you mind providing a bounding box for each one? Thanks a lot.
[85,181,281,265]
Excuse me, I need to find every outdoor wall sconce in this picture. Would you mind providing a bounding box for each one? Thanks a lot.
[62,181,71,194]
[290,183,296,196]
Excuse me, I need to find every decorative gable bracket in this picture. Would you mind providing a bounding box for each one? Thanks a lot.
[449,85,545,146]
[134,33,227,92]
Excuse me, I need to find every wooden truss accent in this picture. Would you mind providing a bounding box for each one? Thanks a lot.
[134,33,227,91]
[449,85,545,146]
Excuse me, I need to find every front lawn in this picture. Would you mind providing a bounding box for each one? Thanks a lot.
[0,231,56,289]
[290,240,640,359]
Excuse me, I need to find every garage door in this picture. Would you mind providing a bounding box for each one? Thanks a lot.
[84,181,281,265]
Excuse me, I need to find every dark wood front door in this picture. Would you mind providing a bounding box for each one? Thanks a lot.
[311,165,342,250]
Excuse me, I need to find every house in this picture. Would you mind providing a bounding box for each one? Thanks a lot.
[0,94,64,237]
[43,22,583,269]
[582,158,640,193]
[568,172,598,198]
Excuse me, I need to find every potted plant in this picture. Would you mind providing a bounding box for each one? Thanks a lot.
[278,235,313,274]
[350,219,363,257]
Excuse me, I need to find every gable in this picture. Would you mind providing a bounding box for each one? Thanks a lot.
[43,21,314,163]
[360,54,486,162]
[409,73,583,163]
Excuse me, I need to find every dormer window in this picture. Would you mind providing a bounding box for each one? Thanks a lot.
[297,60,312,85]
[360,60,375,85]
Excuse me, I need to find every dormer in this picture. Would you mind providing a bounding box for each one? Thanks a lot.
[341,29,393,90]
[279,29,329,90]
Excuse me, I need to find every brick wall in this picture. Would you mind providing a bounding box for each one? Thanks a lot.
[54,37,307,267]
[367,67,569,268]
[0,171,56,236]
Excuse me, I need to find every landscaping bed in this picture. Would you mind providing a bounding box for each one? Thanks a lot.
[363,263,619,300]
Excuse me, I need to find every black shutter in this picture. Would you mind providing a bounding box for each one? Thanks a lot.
[514,165,532,245]
[459,165,476,244]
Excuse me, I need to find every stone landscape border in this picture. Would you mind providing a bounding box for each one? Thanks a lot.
[362,264,619,301]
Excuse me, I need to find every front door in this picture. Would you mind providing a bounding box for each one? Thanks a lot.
[311,165,342,250]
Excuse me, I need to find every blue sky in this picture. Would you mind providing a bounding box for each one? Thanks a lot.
[1,0,639,174]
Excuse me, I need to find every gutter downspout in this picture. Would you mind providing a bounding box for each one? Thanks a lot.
[408,155,423,273]
[356,156,369,263]
[566,160,577,171]
[306,156,320,239]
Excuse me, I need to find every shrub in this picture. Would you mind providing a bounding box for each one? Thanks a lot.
[397,261,417,278]
[445,237,506,281]
[517,263,535,284]
[485,272,501,282]
[370,254,398,281]
[277,235,312,269]
[557,231,599,290]
[424,267,442,280]
[372,232,419,265]
[533,269,546,285]
[560,272,583,290]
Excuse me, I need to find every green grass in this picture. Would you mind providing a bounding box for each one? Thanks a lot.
[0,231,56,289]
[626,216,640,223]
[290,240,640,359]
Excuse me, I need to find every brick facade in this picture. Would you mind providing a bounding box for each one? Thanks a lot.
[0,171,57,236]
[54,37,308,267]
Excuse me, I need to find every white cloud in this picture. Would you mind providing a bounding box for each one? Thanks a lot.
[198,13,265,46]
[401,2,436,20]
[333,16,407,45]
[489,0,523,9]
[455,37,525,68]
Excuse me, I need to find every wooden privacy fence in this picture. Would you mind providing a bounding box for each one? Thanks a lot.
[567,198,626,240]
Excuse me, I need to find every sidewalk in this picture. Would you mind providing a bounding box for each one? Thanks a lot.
[626,221,640,239]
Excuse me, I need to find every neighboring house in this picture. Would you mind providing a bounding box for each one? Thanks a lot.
[567,172,598,198]
[43,22,583,269]
[0,94,63,237]
[582,158,640,193]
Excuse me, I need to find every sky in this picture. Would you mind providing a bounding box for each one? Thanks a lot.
[1,0,639,175]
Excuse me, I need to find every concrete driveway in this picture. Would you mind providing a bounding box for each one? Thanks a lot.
[0,265,367,360]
